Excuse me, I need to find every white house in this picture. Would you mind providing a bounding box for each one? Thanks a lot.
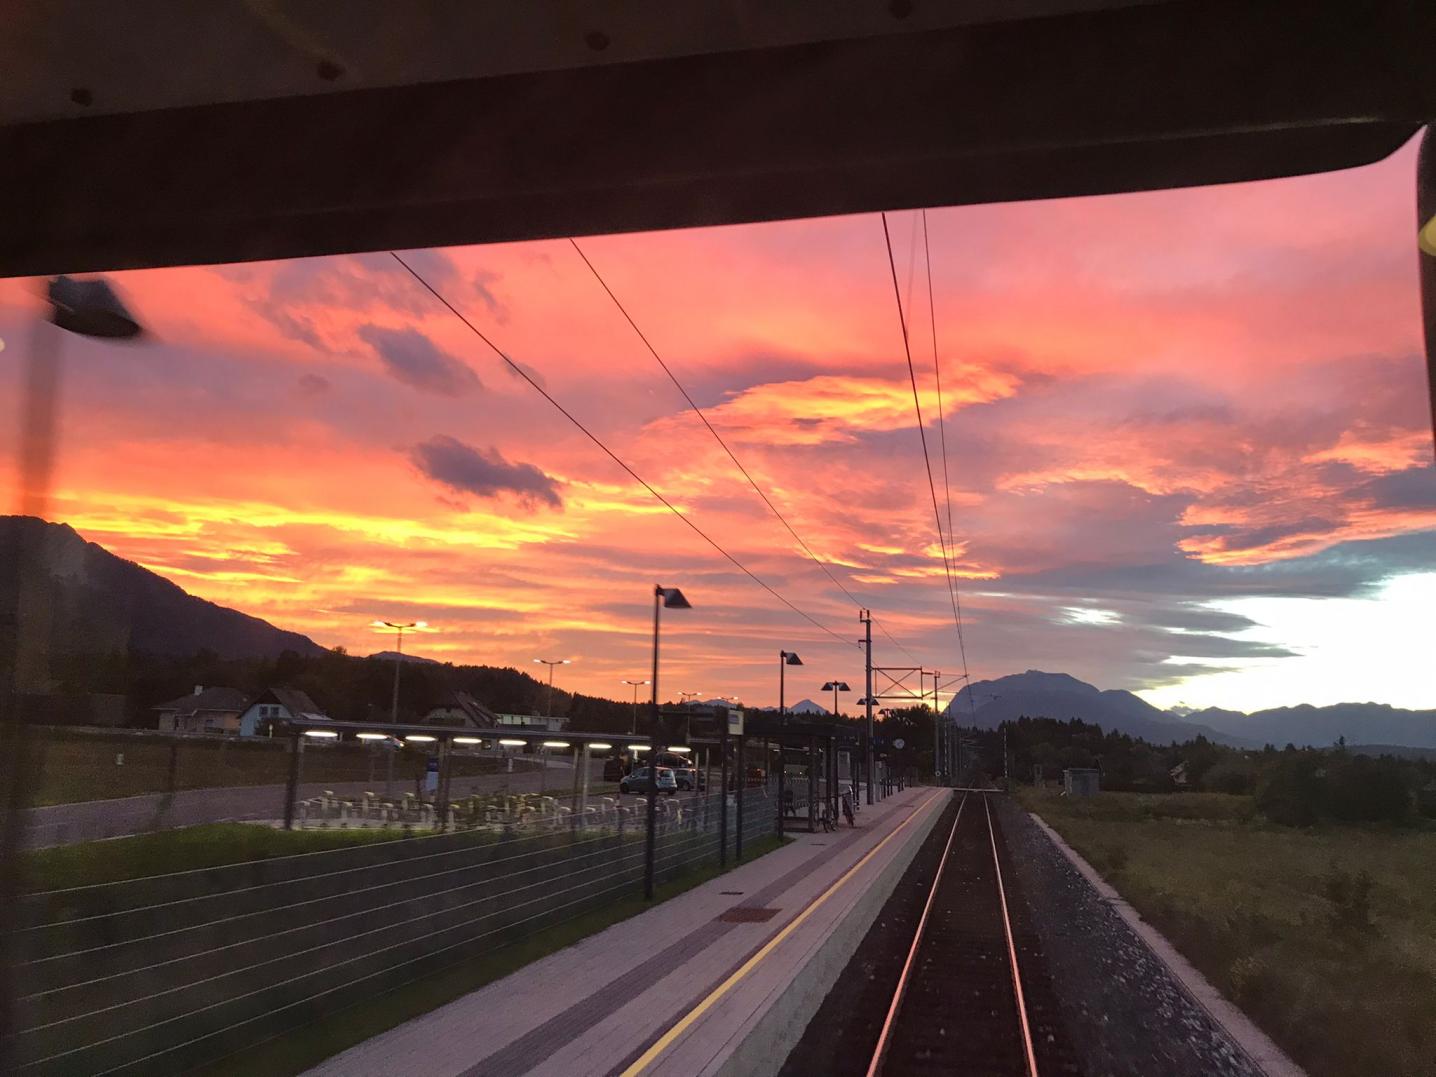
[236,687,328,737]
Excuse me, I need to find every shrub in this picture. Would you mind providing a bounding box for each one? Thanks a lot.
[1325,756,1412,825]
[1324,863,1376,934]
[1202,756,1256,796]
[1255,755,1323,826]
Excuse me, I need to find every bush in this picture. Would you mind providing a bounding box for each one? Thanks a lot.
[1324,863,1376,934]
[1325,756,1412,825]
[1202,756,1256,796]
[1255,755,1323,826]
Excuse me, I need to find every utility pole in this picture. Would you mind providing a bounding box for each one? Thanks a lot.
[861,609,874,805]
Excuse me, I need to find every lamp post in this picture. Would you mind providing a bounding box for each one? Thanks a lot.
[645,585,691,899]
[622,678,650,735]
[4,275,143,1077]
[778,651,803,715]
[821,680,851,718]
[372,620,426,723]
[533,657,571,718]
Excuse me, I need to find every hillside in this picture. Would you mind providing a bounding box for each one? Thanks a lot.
[1184,703,1436,750]
[947,670,1257,747]
[946,669,1436,750]
[2,516,325,660]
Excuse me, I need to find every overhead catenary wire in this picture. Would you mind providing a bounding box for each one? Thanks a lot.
[880,213,968,655]
[389,251,856,651]
[566,238,917,664]
[920,210,978,723]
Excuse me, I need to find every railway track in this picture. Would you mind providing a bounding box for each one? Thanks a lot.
[866,791,1053,1076]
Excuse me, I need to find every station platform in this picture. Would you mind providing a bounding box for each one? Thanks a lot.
[307,785,948,1077]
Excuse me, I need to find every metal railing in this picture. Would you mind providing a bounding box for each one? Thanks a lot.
[10,789,779,1075]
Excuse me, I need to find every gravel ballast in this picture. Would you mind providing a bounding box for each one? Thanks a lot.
[993,796,1265,1077]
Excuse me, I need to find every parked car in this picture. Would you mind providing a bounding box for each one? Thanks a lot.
[620,766,678,795]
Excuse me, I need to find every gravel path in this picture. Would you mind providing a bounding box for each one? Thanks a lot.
[993,796,1264,1077]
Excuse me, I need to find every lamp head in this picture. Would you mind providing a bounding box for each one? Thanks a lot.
[657,586,691,609]
[782,651,803,666]
[47,276,142,339]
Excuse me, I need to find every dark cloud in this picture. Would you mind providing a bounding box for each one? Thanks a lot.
[295,372,331,398]
[410,435,562,509]
[1356,466,1436,511]
[358,325,481,397]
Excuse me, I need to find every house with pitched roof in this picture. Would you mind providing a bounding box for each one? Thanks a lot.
[236,686,328,737]
[154,686,248,734]
[424,689,500,729]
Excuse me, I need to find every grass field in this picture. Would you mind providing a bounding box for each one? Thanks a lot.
[1019,788,1436,1077]
[19,823,422,891]
[30,732,536,806]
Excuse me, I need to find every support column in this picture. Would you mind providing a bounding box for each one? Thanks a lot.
[283,732,304,830]
[719,730,730,867]
[736,733,745,861]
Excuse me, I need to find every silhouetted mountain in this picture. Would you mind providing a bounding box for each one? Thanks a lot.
[366,650,440,665]
[945,669,1436,750]
[1188,703,1436,750]
[946,670,1255,746]
[789,698,828,715]
[3,516,325,660]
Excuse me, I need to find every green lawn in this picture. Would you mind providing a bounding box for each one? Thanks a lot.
[1019,788,1436,1077]
[198,833,789,1076]
[31,733,536,806]
[21,823,417,891]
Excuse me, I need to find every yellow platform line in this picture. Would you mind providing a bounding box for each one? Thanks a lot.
[620,789,945,1076]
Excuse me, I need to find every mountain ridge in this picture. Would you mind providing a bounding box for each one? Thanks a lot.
[946,669,1436,749]
[3,516,326,660]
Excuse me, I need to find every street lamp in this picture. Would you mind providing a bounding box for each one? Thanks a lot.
[646,585,692,899]
[778,651,803,715]
[622,678,651,735]
[372,620,427,724]
[679,691,703,704]
[18,276,143,517]
[534,657,572,718]
[821,681,851,717]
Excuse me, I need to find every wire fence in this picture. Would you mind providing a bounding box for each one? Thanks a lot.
[21,728,556,849]
[10,788,779,1075]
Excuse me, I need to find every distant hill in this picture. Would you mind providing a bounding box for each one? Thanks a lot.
[946,670,1255,746]
[1187,703,1436,750]
[789,698,829,715]
[367,650,440,665]
[2,516,326,660]
[945,669,1436,750]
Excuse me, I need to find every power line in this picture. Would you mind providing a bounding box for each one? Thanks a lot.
[390,251,857,651]
[920,209,977,722]
[879,213,969,665]
[569,239,914,658]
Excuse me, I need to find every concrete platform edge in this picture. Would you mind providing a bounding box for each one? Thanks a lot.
[1027,811,1305,1077]
[711,788,949,1077]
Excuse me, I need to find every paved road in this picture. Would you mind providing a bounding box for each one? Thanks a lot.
[20,757,618,850]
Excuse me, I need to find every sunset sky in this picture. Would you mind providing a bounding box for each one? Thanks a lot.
[2,136,1434,714]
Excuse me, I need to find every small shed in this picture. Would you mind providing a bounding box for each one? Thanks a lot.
[1063,768,1101,797]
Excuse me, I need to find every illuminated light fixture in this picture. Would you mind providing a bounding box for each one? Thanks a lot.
[303,729,339,739]
[1421,212,1436,257]
[499,738,526,747]
[667,746,692,754]
[630,744,651,752]
[356,732,390,741]
[404,734,436,743]
[542,740,571,750]
[453,736,481,745]
[588,742,613,751]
